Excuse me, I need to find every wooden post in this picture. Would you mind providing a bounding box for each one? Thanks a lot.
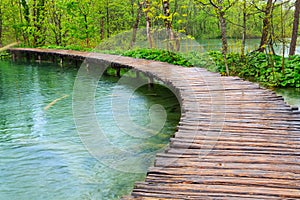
[116,68,121,77]
[26,53,30,62]
[291,106,299,111]
[38,54,42,63]
[85,62,89,72]
[148,76,154,89]
[12,53,16,62]
[51,56,55,63]
[60,57,63,67]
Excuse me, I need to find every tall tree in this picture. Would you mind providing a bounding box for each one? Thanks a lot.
[0,0,3,47]
[66,0,96,47]
[208,0,236,75]
[162,0,180,51]
[256,0,276,53]
[78,0,92,47]
[20,0,30,45]
[162,0,173,46]
[106,0,110,38]
[130,1,143,48]
[48,0,64,46]
[33,0,46,46]
[144,0,153,48]
[289,0,300,56]
[241,0,247,55]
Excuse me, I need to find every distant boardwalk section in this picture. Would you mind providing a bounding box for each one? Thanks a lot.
[8,48,300,199]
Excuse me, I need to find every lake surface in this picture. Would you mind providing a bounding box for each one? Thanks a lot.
[0,61,180,199]
[275,88,300,108]
[181,38,300,56]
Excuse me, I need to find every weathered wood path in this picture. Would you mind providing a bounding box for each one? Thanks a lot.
[8,48,300,199]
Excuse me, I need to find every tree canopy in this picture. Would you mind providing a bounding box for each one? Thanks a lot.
[0,0,298,54]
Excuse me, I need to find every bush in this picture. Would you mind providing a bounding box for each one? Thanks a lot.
[206,50,300,88]
[121,49,193,67]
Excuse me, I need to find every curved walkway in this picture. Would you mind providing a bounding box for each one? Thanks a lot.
[9,48,300,199]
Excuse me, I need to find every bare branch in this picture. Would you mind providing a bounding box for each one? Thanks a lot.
[209,0,219,8]
[196,0,210,6]
[251,0,264,12]
[226,17,244,28]
[224,0,237,11]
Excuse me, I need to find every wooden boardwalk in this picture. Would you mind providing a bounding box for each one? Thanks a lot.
[8,48,300,199]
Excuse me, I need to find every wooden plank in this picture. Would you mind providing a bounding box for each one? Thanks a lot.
[147,167,300,180]
[132,183,300,198]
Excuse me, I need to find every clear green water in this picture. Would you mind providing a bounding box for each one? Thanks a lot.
[275,88,300,108]
[195,39,300,56]
[0,61,180,199]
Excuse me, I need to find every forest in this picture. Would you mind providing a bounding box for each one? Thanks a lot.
[0,0,298,51]
[1,0,300,87]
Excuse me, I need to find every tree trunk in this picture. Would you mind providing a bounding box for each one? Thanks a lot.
[38,0,46,46]
[21,0,30,45]
[50,0,62,46]
[0,5,3,47]
[162,0,172,35]
[257,0,273,52]
[32,0,45,46]
[280,3,285,74]
[100,17,105,40]
[144,0,153,48]
[21,0,30,24]
[289,0,300,56]
[84,14,89,47]
[131,0,135,19]
[130,1,143,48]
[208,0,231,75]
[33,0,37,46]
[57,14,62,46]
[162,0,180,51]
[241,0,247,55]
[219,10,229,75]
[106,0,110,38]
[163,0,173,50]
[12,0,20,42]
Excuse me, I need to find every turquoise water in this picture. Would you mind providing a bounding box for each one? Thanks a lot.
[195,39,300,56]
[0,61,180,199]
[275,88,300,108]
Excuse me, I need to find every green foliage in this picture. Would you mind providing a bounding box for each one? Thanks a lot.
[122,49,193,67]
[41,44,92,52]
[205,51,300,88]
[182,51,219,72]
[0,0,294,47]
